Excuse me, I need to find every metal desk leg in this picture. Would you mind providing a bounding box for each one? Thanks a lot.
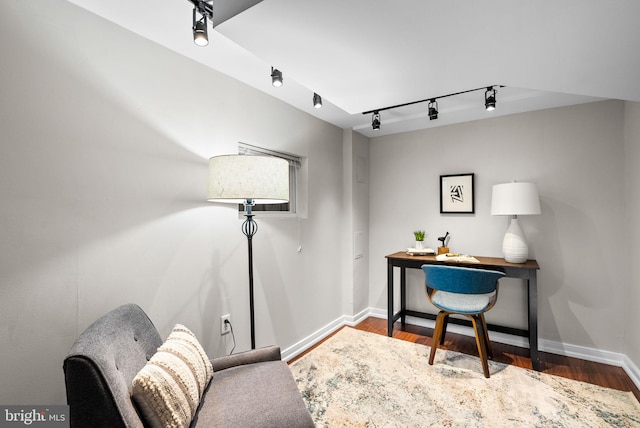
[400,268,406,326]
[528,273,540,370]
[387,260,394,336]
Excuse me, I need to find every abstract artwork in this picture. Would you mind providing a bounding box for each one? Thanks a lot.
[440,173,475,213]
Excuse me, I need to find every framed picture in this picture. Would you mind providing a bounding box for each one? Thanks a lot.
[440,173,475,214]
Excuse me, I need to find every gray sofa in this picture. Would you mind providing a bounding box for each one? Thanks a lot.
[63,303,314,427]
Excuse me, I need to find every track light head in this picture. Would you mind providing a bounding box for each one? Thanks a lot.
[192,4,211,47]
[313,93,323,108]
[271,67,283,87]
[485,86,497,111]
[193,17,208,46]
[372,111,381,130]
[428,99,439,120]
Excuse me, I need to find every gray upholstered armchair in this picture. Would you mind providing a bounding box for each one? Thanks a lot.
[63,303,314,427]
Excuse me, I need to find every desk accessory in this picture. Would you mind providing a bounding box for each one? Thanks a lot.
[207,154,289,349]
[437,231,450,254]
[435,253,479,263]
[491,182,541,263]
[413,230,426,249]
[406,247,435,256]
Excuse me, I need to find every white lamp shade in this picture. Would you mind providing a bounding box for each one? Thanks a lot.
[491,182,541,216]
[207,155,289,204]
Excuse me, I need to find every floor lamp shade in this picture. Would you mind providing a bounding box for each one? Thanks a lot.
[491,182,541,263]
[207,155,289,204]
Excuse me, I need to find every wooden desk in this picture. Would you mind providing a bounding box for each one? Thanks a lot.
[386,251,541,370]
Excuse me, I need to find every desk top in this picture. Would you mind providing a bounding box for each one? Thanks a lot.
[386,251,540,270]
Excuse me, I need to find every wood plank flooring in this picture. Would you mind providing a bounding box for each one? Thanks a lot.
[291,317,640,402]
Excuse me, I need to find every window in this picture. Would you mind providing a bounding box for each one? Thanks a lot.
[237,142,301,215]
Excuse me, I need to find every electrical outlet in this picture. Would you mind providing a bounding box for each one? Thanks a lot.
[220,314,231,335]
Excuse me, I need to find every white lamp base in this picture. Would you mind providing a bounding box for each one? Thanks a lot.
[502,217,529,263]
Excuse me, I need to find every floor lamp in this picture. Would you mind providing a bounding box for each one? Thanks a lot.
[491,182,541,263]
[207,154,289,349]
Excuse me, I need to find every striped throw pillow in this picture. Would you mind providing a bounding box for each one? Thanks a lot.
[132,324,213,428]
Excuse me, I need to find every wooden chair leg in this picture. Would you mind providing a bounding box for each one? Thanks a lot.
[480,313,493,359]
[471,315,491,378]
[429,311,447,365]
[440,314,449,345]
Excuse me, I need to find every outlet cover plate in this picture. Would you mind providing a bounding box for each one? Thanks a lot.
[221,314,231,335]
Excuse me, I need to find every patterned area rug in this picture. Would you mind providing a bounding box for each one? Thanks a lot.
[289,327,640,427]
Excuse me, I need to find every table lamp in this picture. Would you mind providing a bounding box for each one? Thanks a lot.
[207,154,289,349]
[491,182,541,263]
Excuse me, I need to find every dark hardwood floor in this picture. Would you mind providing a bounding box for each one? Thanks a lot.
[291,317,640,402]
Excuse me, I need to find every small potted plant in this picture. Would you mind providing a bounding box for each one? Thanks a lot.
[413,230,426,249]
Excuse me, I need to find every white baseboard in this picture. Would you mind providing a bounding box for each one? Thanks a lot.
[282,307,640,392]
[623,355,640,390]
[281,307,370,362]
[540,338,626,367]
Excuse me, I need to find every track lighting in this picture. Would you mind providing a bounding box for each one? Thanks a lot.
[485,86,497,111]
[313,93,323,108]
[192,10,208,46]
[428,99,438,120]
[191,1,213,47]
[372,111,381,130]
[271,67,283,87]
[362,85,504,126]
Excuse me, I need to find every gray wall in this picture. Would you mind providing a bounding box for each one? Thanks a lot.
[0,0,344,404]
[625,101,640,366]
[369,100,630,357]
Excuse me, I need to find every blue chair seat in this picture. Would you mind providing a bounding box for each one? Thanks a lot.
[431,290,496,314]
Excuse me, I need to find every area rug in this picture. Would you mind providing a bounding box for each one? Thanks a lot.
[289,327,640,427]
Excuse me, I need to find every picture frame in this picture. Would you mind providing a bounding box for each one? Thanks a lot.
[440,173,475,214]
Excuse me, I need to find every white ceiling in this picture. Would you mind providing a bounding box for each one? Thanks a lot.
[66,0,640,138]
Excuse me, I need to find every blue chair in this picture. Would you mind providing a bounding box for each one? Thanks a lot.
[422,265,505,377]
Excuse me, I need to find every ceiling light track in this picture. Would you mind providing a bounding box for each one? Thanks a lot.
[362,85,503,115]
[363,85,504,129]
[187,0,213,17]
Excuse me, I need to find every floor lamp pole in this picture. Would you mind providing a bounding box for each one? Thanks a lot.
[242,201,258,349]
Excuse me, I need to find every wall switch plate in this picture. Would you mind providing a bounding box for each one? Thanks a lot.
[220,314,231,335]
